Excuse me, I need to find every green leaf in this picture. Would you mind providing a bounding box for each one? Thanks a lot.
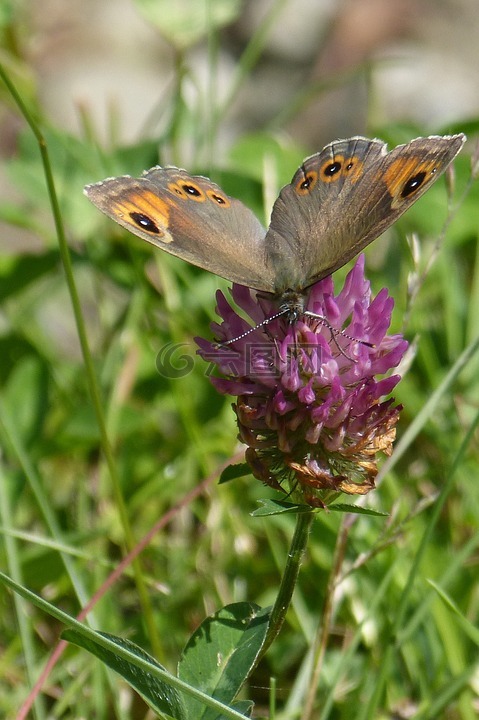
[251,499,314,517]
[63,630,187,720]
[178,602,269,719]
[135,0,242,49]
[230,700,254,716]
[218,463,251,484]
[229,132,307,185]
[0,250,59,302]
[3,356,49,446]
[427,580,479,646]
[251,500,388,518]
[328,503,389,517]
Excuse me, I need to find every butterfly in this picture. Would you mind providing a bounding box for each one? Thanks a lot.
[85,134,465,322]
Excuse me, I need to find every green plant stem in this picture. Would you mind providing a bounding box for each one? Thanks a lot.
[259,511,315,661]
[218,0,289,120]
[170,48,188,166]
[0,63,163,661]
[301,515,349,720]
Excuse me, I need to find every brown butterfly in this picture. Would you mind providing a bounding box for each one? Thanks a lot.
[85,134,465,319]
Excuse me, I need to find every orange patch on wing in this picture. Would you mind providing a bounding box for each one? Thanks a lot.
[319,155,345,183]
[295,170,318,195]
[168,182,188,198]
[344,156,364,183]
[383,158,437,197]
[115,190,172,227]
[178,180,206,202]
[206,188,231,207]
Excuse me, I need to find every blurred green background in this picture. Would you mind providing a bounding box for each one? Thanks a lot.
[1,1,479,718]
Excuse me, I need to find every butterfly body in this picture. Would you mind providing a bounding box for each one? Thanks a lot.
[85,134,465,312]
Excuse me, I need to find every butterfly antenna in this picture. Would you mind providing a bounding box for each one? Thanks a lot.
[303,310,374,361]
[214,309,288,347]
[213,307,374,361]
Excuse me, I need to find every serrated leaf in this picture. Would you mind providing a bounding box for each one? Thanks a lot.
[63,629,187,719]
[218,463,251,484]
[178,602,269,719]
[251,499,314,517]
[328,503,389,517]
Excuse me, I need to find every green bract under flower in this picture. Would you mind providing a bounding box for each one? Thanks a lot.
[196,256,407,508]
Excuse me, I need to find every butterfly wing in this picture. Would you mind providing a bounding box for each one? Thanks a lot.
[85,166,275,291]
[265,134,465,293]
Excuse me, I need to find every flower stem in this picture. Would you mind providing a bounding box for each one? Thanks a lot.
[301,515,350,720]
[259,511,315,660]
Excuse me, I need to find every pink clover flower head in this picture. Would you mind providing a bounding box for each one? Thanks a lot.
[196,256,407,508]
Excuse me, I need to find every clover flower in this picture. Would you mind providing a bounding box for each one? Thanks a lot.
[196,256,407,508]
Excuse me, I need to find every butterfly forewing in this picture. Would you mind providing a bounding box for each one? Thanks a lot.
[85,168,275,291]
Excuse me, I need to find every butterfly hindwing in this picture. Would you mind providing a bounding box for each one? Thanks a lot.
[265,134,465,293]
